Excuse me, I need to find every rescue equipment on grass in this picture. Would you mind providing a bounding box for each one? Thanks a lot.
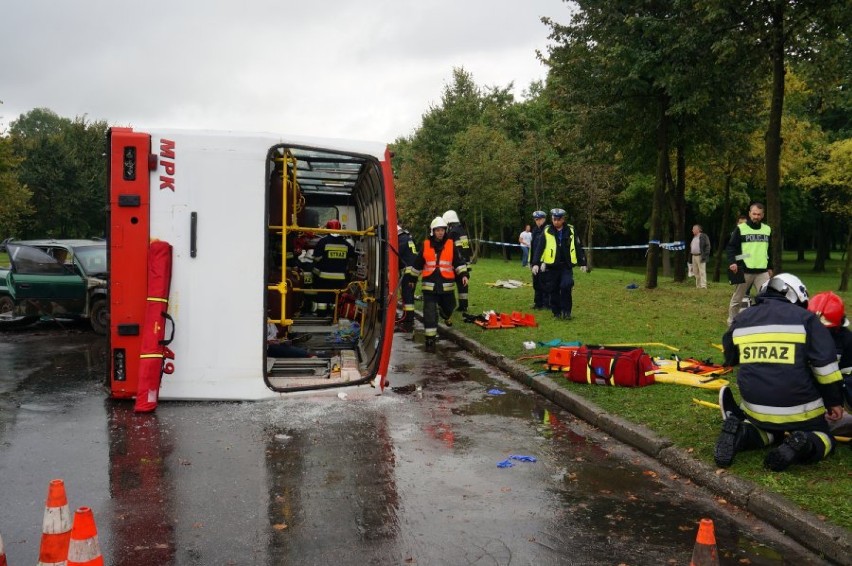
[469,310,538,329]
[568,346,656,387]
[134,240,175,413]
[652,357,731,390]
[37,478,72,566]
[67,507,104,566]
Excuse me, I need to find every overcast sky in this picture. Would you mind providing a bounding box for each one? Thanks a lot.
[1,0,574,142]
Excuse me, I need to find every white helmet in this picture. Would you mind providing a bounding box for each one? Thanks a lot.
[430,216,448,235]
[442,210,460,224]
[760,273,809,306]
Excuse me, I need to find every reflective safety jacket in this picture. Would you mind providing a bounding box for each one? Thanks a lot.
[722,295,843,431]
[726,220,772,273]
[532,224,587,268]
[411,237,468,294]
[312,234,354,281]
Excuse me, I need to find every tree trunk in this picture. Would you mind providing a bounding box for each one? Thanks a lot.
[839,228,851,292]
[765,1,785,273]
[813,217,828,272]
[713,171,733,283]
[645,95,669,289]
[585,208,594,270]
[672,143,687,282]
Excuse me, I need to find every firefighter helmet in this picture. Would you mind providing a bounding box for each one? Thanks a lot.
[325,219,341,230]
[430,216,448,235]
[532,210,546,219]
[761,273,809,306]
[808,291,848,328]
[442,210,460,224]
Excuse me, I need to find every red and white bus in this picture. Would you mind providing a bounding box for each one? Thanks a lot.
[107,128,398,404]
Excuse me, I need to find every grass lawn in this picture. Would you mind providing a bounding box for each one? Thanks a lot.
[447,253,851,530]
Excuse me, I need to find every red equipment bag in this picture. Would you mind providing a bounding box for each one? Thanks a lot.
[134,240,175,412]
[568,346,656,387]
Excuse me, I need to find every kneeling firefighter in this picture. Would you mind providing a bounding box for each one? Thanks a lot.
[716,273,844,471]
[411,216,469,352]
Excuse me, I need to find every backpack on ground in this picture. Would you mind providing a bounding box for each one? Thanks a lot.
[568,346,656,387]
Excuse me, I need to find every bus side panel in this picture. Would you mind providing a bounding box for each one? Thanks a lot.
[148,132,270,400]
[377,151,398,387]
[108,128,151,398]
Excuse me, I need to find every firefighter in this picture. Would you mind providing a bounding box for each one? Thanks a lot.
[716,274,844,472]
[311,219,355,317]
[529,210,548,310]
[807,291,852,435]
[397,224,419,333]
[411,216,469,353]
[443,210,472,312]
[530,208,588,320]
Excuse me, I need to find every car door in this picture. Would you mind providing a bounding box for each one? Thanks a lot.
[6,244,87,313]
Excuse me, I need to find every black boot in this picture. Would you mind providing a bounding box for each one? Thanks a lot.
[714,416,748,468]
[425,336,437,353]
[764,431,811,472]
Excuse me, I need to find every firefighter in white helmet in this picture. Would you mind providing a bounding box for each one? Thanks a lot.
[410,216,469,352]
[716,273,844,471]
[442,210,472,311]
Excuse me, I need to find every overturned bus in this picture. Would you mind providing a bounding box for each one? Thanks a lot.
[107,128,399,406]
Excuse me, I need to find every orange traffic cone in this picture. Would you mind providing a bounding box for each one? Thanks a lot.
[37,478,72,566]
[0,529,7,566]
[67,507,104,566]
[690,518,720,566]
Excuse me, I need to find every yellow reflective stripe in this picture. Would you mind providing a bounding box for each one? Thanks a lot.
[733,324,805,338]
[424,328,438,337]
[325,244,349,251]
[732,333,806,345]
[422,282,435,291]
[813,368,841,385]
[140,353,164,359]
[742,399,825,424]
[403,305,415,311]
[813,432,833,457]
[147,297,168,303]
[317,272,346,280]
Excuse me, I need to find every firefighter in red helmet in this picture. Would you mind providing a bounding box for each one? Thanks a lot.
[808,291,852,435]
[311,219,355,317]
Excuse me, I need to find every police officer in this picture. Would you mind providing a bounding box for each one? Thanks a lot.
[411,216,469,353]
[312,219,355,317]
[530,208,588,320]
[396,224,419,333]
[726,202,773,325]
[529,210,548,310]
[716,274,844,471]
[443,210,472,312]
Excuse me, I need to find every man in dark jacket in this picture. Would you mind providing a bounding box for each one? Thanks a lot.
[530,210,548,309]
[716,273,844,471]
[311,219,355,317]
[530,208,588,320]
[689,224,711,289]
[396,224,419,333]
[443,210,472,312]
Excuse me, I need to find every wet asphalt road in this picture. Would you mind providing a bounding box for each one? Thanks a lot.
[0,322,829,565]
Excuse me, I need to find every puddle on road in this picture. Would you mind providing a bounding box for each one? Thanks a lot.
[0,329,821,565]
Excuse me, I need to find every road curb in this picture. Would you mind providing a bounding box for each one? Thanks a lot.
[435,321,852,565]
